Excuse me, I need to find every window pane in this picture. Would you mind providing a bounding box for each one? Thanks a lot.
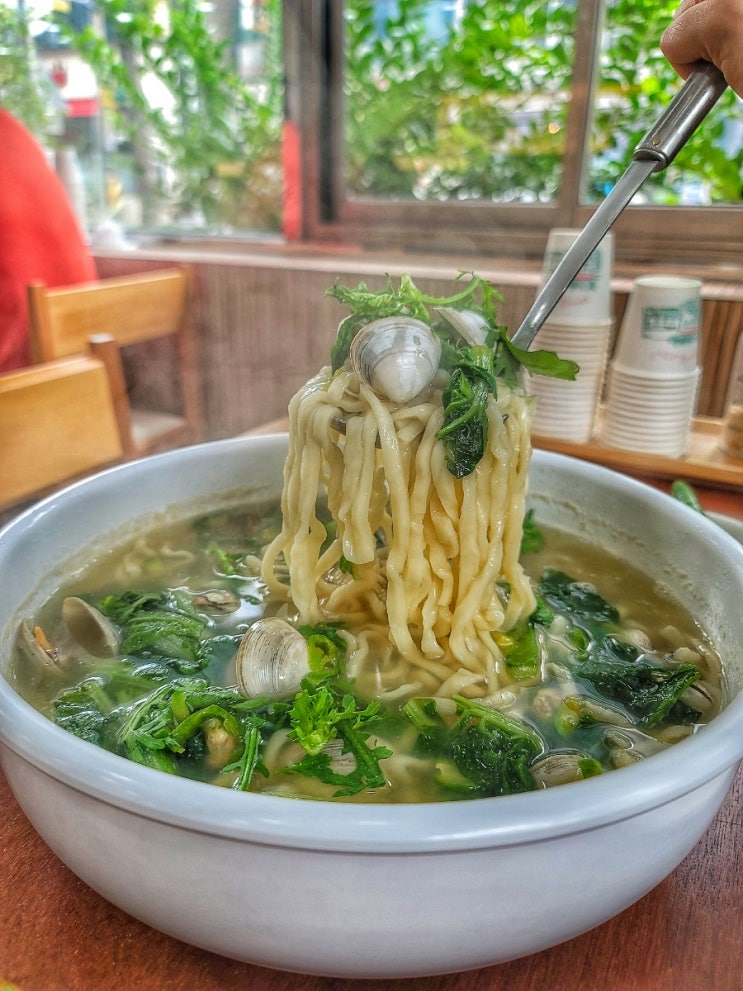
[343,0,579,204]
[17,0,284,237]
[587,0,743,206]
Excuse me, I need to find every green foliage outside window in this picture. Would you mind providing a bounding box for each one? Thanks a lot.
[591,0,741,203]
[5,0,739,237]
[0,4,60,140]
[344,0,577,202]
[52,0,284,231]
[344,0,742,206]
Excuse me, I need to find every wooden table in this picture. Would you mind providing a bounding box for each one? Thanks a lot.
[1,474,741,991]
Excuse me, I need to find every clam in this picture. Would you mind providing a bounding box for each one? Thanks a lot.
[562,694,633,728]
[16,619,66,684]
[236,617,310,700]
[192,589,242,614]
[435,306,489,346]
[530,751,591,788]
[349,316,441,404]
[680,680,717,713]
[603,726,666,765]
[62,596,120,657]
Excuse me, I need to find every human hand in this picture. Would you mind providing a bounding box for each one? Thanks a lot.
[661,0,743,97]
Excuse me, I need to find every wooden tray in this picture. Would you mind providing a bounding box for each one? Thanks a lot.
[534,414,743,491]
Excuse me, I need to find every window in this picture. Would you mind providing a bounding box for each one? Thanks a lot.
[4,0,741,262]
[4,0,284,238]
[289,0,743,264]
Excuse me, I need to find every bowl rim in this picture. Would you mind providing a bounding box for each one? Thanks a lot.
[1,438,742,854]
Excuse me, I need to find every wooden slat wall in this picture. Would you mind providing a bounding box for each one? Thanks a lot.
[95,252,743,437]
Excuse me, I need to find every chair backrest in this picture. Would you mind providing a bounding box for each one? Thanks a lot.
[28,267,188,360]
[27,266,203,458]
[0,355,123,513]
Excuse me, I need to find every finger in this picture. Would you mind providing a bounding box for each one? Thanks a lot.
[660,2,713,75]
[672,0,705,15]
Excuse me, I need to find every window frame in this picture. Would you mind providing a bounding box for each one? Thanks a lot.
[286,0,743,266]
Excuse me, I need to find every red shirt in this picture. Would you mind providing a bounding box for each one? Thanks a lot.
[0,109,97,371]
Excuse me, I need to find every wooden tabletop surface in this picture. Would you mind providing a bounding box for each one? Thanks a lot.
[1,467,741,991]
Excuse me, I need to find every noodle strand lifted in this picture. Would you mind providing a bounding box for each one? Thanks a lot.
[261,360,536,702]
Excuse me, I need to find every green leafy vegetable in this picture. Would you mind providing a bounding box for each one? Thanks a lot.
[298,622,348,682]
[327,272,579,476]
[289,685,358,756]
[437,344,497,477]
[577,756,603,779]
[537,569,620,629]
[670,480,706,515]
[53,660,174,745]
[570,645,700,728]
[327,272,498,372]
[494,596,554,683]
[98,590,209,670]
[284,625,393,796]
[403,695,544,797]
[221,727,264,791]
[285,701,392,797]
[51,609,393,797]
[503,335,578,382]
[520,508,545,555]
[495,619,541,683]
[535,569,703,729]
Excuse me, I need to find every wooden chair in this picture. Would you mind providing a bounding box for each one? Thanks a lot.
[0,355,123,514]
[27,266,204,459]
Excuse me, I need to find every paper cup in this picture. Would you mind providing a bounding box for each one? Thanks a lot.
[535,319,613,355]
[601,362,699,457]
[529,365,606,444]
[539,229,614,324]
[604,365,699,400]
[613,275,701,375]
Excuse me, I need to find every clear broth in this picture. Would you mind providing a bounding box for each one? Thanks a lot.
[11,503,724,803]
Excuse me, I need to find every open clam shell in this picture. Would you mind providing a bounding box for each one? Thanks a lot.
[435,306,490,346]
[62,596,120,658]
[16,619,66,685]
[350,316,441,405]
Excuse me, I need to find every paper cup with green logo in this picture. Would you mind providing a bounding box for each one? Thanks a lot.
[540,228,614,324]
[614,275,702,375]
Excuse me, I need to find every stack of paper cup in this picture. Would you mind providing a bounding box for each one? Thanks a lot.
[601,275,702,457]
[528,319,614,442]
[527,229,614,443]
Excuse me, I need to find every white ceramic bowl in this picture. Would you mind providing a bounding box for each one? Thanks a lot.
[1,436,742,979]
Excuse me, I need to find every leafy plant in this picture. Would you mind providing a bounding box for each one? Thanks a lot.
[343,0,741,205]
[590,0,742,204]
[0,5,59,140]
[344,0,577,202]
[50,0,284,228]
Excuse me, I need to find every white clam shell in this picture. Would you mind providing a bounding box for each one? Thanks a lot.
[435,306,489,346]
[62,596,120,658]
[236,617,310,700]
[350,316,441,404]
[17,619,65,685]
[529,752,586,788]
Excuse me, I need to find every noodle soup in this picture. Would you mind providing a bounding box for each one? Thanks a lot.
[11,501,723,804]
